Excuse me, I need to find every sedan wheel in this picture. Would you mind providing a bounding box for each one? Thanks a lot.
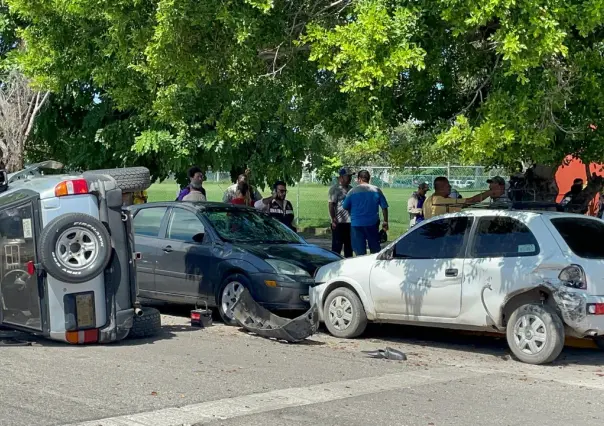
[506,303,564,365]
[323,287,367,339]
[218,274,249,326]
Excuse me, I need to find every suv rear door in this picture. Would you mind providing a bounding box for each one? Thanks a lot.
[0,192,43,331]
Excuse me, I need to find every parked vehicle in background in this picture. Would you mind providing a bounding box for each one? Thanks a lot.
[129,202,341,324]
[312,209,604,364]
[0,161,160,343]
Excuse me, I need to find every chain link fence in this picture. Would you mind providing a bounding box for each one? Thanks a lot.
[289,166,504,234]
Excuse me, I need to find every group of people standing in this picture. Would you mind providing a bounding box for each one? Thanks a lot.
[328,170,510,258]
[328,168,389,258]
[176,166,297,231]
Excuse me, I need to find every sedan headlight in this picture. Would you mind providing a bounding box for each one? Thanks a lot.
[266,259,310,277]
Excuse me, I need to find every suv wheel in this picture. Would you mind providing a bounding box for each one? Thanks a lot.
[83,166,150,192]
[39,213,112,284]
[506,303,565,364]
[323,287,367,338]
[129,307,162,339]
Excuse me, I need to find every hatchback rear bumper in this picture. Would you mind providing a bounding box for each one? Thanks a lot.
[559,293,604,337]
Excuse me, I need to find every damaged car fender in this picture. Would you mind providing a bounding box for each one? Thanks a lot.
[312,258,378,322]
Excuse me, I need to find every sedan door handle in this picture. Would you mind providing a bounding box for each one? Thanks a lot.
[445,268,458,277]
[162,245,173,253]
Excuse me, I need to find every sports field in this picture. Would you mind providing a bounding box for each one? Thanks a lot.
[147,181,478,240]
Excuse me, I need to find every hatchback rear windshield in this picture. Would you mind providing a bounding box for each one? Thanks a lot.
[550,217,604,259]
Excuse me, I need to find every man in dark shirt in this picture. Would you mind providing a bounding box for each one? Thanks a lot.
[254,180,296,231]
[176,166,206,201]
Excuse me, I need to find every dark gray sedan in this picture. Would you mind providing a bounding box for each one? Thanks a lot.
[129,202,341,324]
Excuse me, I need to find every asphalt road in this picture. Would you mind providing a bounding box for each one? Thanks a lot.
[1,307,603,426]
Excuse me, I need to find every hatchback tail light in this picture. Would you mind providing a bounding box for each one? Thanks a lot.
[558,265,587,290]
[55,179,89,197]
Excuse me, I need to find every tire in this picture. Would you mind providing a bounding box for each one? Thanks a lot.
[39,213,112,284]
[83,166,151,192]
[594,336,604,350]
[217,274,249,326]
[129,307,161,339]
[506,303,565,365]
[323,287,368,338]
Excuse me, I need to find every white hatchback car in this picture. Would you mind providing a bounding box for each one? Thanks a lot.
[312,209,604,364]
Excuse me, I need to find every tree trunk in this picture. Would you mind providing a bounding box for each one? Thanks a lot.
[0,70,50,173]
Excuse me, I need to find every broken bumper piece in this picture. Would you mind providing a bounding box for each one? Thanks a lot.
[232,289,319,343]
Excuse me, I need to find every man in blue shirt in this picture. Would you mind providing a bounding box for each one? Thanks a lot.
[342,170,389,256]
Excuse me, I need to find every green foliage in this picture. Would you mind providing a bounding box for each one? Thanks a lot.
[7,0,604,177]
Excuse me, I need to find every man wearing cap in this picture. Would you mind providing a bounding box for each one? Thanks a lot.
[487,176,510,203]
[328,168,353,257]
[407,182,430,228]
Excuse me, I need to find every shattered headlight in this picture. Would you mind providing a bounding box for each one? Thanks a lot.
[266,259,310,277]
[559,265,587,290]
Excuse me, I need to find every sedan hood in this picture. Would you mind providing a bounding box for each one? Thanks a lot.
[237,243,341,274]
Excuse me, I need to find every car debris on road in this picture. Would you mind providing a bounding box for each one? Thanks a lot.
[362,347,408,361]
[232,288,319,343]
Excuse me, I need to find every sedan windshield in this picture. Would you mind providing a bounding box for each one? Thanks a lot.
[203,208,303,244]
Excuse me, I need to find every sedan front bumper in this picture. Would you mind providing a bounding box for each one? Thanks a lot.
[248,273,314,311]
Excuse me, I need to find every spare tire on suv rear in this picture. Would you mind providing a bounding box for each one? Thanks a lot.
[39,213,112,284]
[83,166,151,192]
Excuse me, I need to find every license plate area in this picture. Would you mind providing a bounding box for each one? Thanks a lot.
[64,291,96,331]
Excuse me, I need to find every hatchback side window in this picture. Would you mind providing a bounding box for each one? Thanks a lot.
[133,207,167,237]
[394,217,472,259]
[167,208,205,242]
[471,216,539,258]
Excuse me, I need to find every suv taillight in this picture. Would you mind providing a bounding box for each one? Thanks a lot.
[558,265,587,290]
[54,179,88,197]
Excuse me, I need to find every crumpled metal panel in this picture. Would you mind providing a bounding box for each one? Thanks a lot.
[231,289,319,342]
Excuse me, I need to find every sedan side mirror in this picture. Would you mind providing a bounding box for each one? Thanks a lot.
[192,232,205,243]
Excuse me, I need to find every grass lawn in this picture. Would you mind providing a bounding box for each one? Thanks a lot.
[147,181,478,240]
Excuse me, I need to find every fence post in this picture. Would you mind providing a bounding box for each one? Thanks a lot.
[447,162,451,179]
[296,181,300,227]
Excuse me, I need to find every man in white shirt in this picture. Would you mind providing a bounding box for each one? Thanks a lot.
[407,182,430,228]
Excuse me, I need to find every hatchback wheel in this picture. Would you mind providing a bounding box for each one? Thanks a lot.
[217,274,249,326]
[323,287,367,338]
[506,303,564,365]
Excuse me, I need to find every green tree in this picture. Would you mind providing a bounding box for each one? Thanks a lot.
[9,0,604,198]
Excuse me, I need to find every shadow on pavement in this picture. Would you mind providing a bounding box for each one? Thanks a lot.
[350,323,604,367]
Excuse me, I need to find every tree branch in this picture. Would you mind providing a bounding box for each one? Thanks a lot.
[460,55,500,115]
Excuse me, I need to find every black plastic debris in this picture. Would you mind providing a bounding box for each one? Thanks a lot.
[231,289,319,343]
[362,347,407,361]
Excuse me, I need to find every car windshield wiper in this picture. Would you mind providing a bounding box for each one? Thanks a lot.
[261,239,298,244]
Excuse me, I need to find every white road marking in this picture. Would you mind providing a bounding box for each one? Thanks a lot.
[63,367,492,426]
